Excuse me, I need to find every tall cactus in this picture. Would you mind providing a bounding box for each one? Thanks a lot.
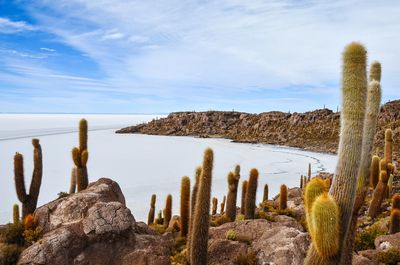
[212,197,218,215]
[14,138,43,218]
[244,168,258,219]
[147,194,156,225]
[305,42,368,264]
[263,184,269,202]
[72,119,89,192]
[226,169,240,221]
[13,204,20,225]
[368,171,389,218]
[240,180,248,215]
[370,156,380,189]
[190,148,213,265]
[220,195,226,214]
[188,166,201,261]
[163,194,172,228]
[279,184,288,210]
[180,176,190,237]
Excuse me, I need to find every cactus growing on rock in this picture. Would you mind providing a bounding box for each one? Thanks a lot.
[180,176,190,237]
[305,42,368,264]
[71,119,89,192]
[147,194,156,225]
[13,204,20,225]
[370,156,380,189]
[163,194,172,228]
[14,139,43,218]
[190,148,213,265]
[368,171,389,218]
[69,168,77,194]
[226,170,240,222]
[245,169,258,219]
[389,209,400,234]
[279,184,288,210]
[240,180,248,215]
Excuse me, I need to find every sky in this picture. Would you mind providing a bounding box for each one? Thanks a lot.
[0,0,399,114]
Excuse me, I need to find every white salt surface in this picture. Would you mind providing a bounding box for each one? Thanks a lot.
[0,114,337,224]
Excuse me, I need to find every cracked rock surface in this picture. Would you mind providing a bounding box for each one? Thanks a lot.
[18,178,173,265]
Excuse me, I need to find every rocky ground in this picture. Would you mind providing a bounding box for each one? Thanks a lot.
[1,177,399,265]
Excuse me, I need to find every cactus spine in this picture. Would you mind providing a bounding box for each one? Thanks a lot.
[389,209,400,234]
[147,194,156,225]
[368,171,389,218]
[14,138,43,218]
[163,194,172,228]
[190,148,213,265]
[72,119,89,192]
[370,156,380,189]
[225,168,240,221]
[279,184,288,210]
[244,168,258,219]
[13,204,20,225]
[305,42,368,264]
[240,180,248,215]
[180,176,190,237]
[212,197,218,215]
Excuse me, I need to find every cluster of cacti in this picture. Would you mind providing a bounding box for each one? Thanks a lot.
[189,148,213,265]
[71,119,89,192]
[279,184,287,210]
[225,165,240,221]
[244,169,258,219]
[240,180,248,215]
[163,194,172,228]
[14,139,43,218]
[180,176,190,237]
[305,42,374,264]
[147,194,156,225]
[390,193,400,234]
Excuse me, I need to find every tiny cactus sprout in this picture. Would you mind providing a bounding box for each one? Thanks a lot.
[279,184,288,210]
[244,168,258,219]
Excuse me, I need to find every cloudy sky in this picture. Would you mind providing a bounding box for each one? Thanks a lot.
[0,0,399,114]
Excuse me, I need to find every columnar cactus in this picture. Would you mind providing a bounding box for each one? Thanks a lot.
[369,61,381,82]
[263,184,269,202]
[69,168,77,194]
[188,166,201,261]
[240,180,248,215]
[180,176,190,237]
[212,197,218,215]
[368,171,389,218]
[72,119,89,192]
[384,129,393,164]
[226,170,240,222]
[163,194,172,228]
[305,178,328,233]
[279,184,288,210]
[220,195,226,214]
[190,148,213,265]
[13,204,20,225]
[147,194,156,225]
[245,169,258,219]
[393,193,400,210]
[305,42,368,264]
[308,163,312,180]
[14,138,43,218]
[300,175,304,189]
[389,209,400,234]
[370,156,380,189]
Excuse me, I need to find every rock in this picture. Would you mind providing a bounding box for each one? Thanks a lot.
[208,216,309,265]
[18,178,173,265]
[375,232,400,250]
[352,254,378,265]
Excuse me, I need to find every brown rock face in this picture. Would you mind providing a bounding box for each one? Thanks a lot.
[18,178,173,265]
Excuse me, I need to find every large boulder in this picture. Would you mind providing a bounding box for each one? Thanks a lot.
[18,178,173,265]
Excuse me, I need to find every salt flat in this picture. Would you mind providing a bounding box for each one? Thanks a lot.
[0,114,337,224]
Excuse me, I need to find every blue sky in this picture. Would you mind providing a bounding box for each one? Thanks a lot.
[0,0,399,114]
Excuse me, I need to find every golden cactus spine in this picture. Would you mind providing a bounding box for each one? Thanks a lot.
[279,184,288,210]
[240,180,248,215]
[147,194,156,225]
[389,209,400,234]
[305,42,368,264]
[163,194,172,228]
[14,138,43,218]
[190,148,213,265]
[13,204,20,225]
[72,119,89,192]
[180,176,190,237]
[225,169,240,221]
[370,156,380,189]
[368,171,389,218]
[244,169,258,219]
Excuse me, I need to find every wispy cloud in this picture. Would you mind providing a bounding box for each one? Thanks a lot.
[40,47,55,52]
[0,17,35,33]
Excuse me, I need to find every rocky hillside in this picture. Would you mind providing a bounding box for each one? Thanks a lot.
[117,100,400,156]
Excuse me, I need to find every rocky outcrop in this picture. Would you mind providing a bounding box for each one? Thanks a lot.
[18,178,173,265]
[117,100,400,158]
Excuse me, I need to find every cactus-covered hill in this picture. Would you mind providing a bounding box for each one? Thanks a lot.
[116,99,400,156]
